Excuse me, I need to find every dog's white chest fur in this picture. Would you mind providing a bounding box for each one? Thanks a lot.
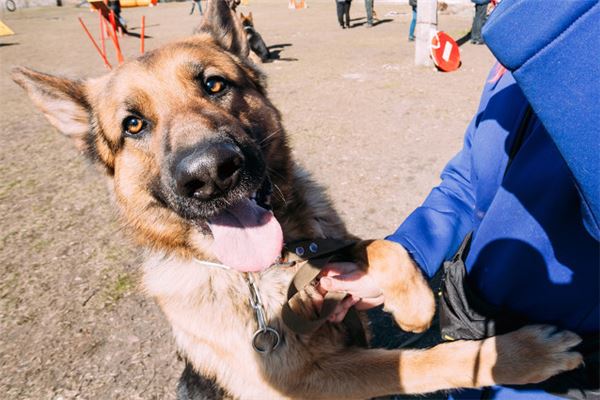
[143,253,296,399]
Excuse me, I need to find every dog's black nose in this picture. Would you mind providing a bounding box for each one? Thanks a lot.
[175,142,244,200]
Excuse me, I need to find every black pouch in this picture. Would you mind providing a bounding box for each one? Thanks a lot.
[437,232,523,341]
[438,233,599,399]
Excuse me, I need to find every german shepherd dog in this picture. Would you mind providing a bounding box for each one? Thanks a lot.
[240,12,271,63]
[12,0,582,398]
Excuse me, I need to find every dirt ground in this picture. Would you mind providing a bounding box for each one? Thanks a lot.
[0,1,495,398]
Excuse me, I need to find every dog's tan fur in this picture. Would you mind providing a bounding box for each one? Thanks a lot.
[13,1,582,398]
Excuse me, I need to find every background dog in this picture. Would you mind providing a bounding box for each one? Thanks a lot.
[12,0,582,398]
[240,12,271,62]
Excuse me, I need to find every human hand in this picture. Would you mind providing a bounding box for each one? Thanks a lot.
[316,262,384,323]
[315,240,435,333]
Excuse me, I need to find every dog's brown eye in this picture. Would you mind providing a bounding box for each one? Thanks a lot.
[123,116,145,135]
[203,77,227,95]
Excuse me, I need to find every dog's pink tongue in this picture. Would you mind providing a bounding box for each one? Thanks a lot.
[208,199,283,272]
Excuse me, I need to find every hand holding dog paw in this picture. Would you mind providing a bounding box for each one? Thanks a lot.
[361,240,435,333]
[317,262,385,322]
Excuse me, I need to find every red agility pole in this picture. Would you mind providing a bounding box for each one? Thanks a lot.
[108,10,124,64]
[140,16,145,55]
[78,17,112,69]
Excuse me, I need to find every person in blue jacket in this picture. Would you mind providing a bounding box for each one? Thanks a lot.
[319,1,600,399]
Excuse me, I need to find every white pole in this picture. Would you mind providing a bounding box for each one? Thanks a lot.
[414,0,438,66]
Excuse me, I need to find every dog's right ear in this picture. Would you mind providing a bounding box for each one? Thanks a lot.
[197,0,249,58]
[12,67,91,150]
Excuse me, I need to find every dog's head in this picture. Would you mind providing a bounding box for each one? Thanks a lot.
[13,0,291,270]
[240,12,254,28]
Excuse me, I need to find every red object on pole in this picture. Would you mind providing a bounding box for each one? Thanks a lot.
[78,17,112,69]
[108,10,124,64]
[140,16,145,55]
[430,31,461,72]
[108,8,116,34]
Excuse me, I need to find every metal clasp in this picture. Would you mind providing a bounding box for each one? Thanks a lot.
[246,273,281,354]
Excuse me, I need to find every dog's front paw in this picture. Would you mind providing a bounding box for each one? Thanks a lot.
[491,325,583,385]
[360,240,435,333]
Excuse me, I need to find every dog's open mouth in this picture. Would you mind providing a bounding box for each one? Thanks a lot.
[207,198,283,272]
[155,136,280,271]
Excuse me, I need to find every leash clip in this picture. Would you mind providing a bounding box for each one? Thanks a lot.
[246,273,281,354]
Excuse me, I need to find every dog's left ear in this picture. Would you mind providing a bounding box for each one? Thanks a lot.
[12,67,91,150]
[198,0,249,59]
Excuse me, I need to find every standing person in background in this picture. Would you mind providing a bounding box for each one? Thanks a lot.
[408,0,417,41]
[336,0,352,29]
[190,0,203,16]
[365,0,374,27]
[108,0,127,29]
[471,0,490,44]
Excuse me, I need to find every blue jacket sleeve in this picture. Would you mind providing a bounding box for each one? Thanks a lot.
[386,118,476,278]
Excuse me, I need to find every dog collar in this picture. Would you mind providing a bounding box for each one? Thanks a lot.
[192,258,232,270]
[192,239,367,353]
[191,257,282,353]
[192,255,296,272]
[192,250,294,355]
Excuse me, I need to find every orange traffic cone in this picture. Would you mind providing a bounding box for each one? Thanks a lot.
[288,0,306,9]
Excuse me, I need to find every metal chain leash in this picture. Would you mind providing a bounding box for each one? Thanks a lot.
[245,273,281,354]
